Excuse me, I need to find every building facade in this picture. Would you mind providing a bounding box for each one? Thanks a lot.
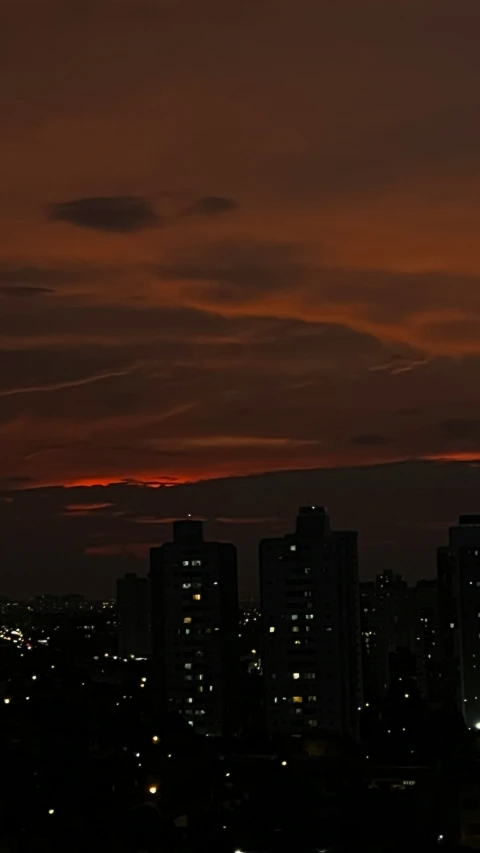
[150,519,239,736]
[116,572,151,658]
[438,515,480,728]
[260,506,362,737]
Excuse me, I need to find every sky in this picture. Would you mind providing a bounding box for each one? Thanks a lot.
[2,0,480,596]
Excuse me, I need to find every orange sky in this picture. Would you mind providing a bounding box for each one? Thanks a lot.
[2,1,480,593]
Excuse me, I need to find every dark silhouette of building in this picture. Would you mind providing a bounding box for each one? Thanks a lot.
[149,519,239,736]
[260,506,362,737]
[360,571,440,706]
[438,545,459,712]
[116,572,151,658]
[360,580,380,702]
[412,579,440,704]
[438,515,480,728]
[359,570,413,703]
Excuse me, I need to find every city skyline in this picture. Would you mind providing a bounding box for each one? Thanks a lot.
[2,465,480,596]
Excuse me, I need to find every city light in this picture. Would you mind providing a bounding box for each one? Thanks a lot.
[4,698,10,705]
[148,785,158,795]
[281,761,287,766]
[152,735,159,743]
[48,809,55,815]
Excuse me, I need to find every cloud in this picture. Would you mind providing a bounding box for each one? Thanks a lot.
[47,196,160,233]
[181,196,239,218]
[0,365,140,398]
[350,434,390,446]
[438,419,480,440]
[0,286,54,298]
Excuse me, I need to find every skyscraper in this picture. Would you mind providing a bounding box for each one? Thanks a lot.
[116,573,151,658]
[150,519,239,736]
[373,569,413,698]
[260,506,362,737]
[437,515,480,727]
[412,579,439,704]
[359,580,381,702]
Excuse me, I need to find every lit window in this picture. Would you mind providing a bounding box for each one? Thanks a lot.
[305,567,311,574]
[193,594,201,601]
[182,583,192,589]
[186,697,193,703]
[450,622,455,628]
[308,720,318,728]
[306,614,314,620]
[304,591,312,598]
[292,626,299,633]
[185,628,190,635]
[305,673,316,679]
[291,615,298,621]
[269,626,275,633]
[198,686,204,693]
[184,617,192,624]
[294,640,301,645]
[290,545,296,552]
[293,672,300,680]
[182,560,190,567]
[192,560,202,566]
[308,695,317,702]
[293,696,303,703]
[185,663,192,670]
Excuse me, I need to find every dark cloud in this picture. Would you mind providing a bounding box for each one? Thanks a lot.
[0,476,35,487]
[0,286,54,298]
[181,196,239,218]
[47,196,160,233]
[350,434,390,446]
[438,419,480,440]
[395,407,422,416]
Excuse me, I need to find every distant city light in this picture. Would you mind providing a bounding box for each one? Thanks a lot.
[404,693,409,699]
[148,785,157,795]
[281,761,287,766]
[152,735,159,743]
[4,698,10,705]
[48,809,55,815]
[32,675,37,680]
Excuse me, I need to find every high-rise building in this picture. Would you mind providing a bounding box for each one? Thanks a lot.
[369,570,414,700]
[116,573,151,658]
[437,546,460,712]
[360,580,381,702]
[260,506,362,737]
[412,579,439,704]
[149,519,239,736]
[437,515,480,727]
